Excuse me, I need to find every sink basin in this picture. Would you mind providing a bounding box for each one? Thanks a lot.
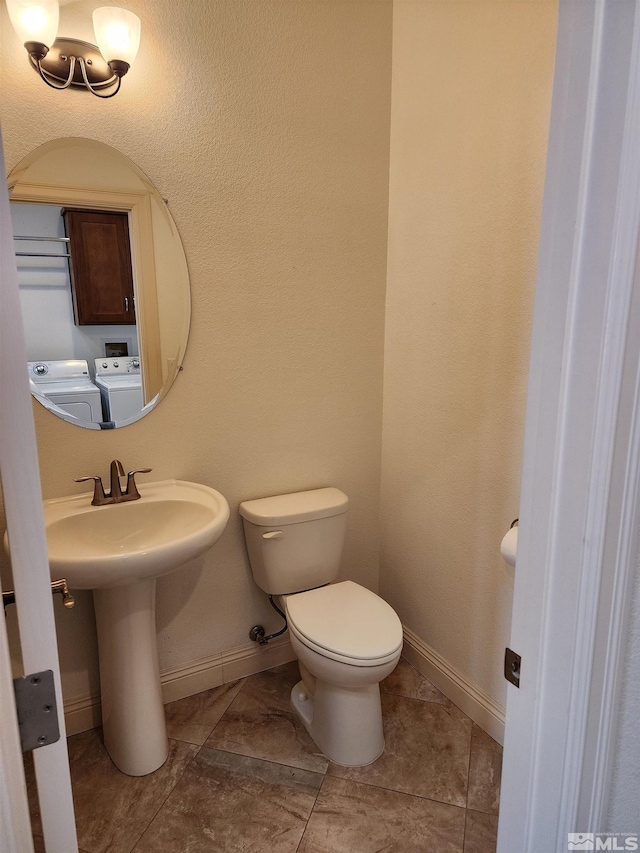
[24,478,230,777]
[44,480,229,589]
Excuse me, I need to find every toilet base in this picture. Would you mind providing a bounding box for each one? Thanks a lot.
[290,679,385,767]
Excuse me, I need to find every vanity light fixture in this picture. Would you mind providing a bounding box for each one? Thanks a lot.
[6,1,140,98]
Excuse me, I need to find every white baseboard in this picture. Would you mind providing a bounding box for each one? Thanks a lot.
[63,635,295,737]
[63,628,505,745]
[402,626,505,745]
[63,694,102,737]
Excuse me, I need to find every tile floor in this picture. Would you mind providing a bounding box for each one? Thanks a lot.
[28,658,502,853]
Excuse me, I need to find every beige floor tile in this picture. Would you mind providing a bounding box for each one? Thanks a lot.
[329,693,473,807]
[134,747,323,853]
[299,776,465,853]
[28,729,197,853]
[27,661,488,853]
[164,680,244,745]
[464,809,499,853]
[467,724,502,814]
[382,657,451,704]
[206,661,329,774]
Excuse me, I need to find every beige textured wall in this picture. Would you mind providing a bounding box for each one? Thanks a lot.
[380,0,558,707]
[0,0,392,701]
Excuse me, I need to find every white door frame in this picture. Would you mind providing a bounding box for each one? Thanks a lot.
[0,125,78,851]
[0,583,33,853]
[499,0,640,849]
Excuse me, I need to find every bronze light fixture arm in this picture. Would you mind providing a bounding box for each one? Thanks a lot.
[8,5,141,100]
[37,57,76,90]
[78,56,123,99]
[34,53,76,91]
[25,41,76,90]
[25,38,127,98]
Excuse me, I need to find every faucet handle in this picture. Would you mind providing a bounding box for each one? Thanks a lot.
[124,467,152,500]
[74,475,107,506]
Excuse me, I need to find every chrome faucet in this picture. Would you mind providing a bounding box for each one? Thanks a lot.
[75,460,152,506]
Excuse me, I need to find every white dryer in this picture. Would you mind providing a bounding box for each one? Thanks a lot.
[94,357,143,423]
[28,360,103,424]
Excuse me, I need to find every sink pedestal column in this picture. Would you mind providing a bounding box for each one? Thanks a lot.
[93,578,169,776]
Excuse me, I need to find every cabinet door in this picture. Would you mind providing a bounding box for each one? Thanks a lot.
[64,209,136,325]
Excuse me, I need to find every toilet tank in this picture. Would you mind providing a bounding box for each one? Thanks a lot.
[239,488,349,595]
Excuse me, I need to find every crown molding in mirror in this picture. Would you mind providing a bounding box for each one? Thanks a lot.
[7,137,190,429]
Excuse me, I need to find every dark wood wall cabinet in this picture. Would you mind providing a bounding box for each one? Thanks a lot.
[63,209,136,326]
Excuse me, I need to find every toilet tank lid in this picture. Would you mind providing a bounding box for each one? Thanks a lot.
[239,487,348,525]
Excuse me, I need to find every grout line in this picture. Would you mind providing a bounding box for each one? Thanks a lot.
[167,677,248,749]
[128,739,200,852]
[381,686,452,706]
[464,803,501,818]
[323,771,467,812]
[383,688,468,718]
[198,744,328,779]
[396,656,453,696]
[462,806,469,853]
[295,771,327,852]
[199,669,330,777]
[465,722,474,810]
[202,677,248,744]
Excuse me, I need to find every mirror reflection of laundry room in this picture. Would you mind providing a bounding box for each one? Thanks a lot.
[12,201,142,428]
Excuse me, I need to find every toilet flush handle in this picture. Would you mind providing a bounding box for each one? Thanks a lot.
[263,531,284,539]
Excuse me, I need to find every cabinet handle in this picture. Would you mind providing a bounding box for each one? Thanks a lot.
[124,297,129,312]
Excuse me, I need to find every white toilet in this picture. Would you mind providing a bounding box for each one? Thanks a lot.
[240,487,403,767]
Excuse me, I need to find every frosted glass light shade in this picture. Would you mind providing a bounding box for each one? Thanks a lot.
[6,0,59,47]
[92,7,141,67]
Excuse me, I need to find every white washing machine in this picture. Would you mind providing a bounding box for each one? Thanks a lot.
[94,357,143,423]
[28,360,103,424]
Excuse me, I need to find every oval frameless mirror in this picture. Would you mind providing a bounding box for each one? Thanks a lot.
[7,138,190,429]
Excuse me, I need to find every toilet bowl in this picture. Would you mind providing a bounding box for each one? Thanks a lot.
[239,488,403,766]
[284,580,402,765]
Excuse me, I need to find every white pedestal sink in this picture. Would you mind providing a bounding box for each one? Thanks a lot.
[41,480,230,776]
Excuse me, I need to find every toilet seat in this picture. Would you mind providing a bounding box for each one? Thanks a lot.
[285,580,403,667]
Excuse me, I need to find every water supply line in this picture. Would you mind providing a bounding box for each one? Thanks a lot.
[249,596,288,645]
[3,578,75,615]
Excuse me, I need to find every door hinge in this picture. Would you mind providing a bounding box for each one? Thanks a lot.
[13,670,60,753]
[504,647,521,688]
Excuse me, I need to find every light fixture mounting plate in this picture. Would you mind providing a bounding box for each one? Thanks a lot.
[30,37,116,89]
